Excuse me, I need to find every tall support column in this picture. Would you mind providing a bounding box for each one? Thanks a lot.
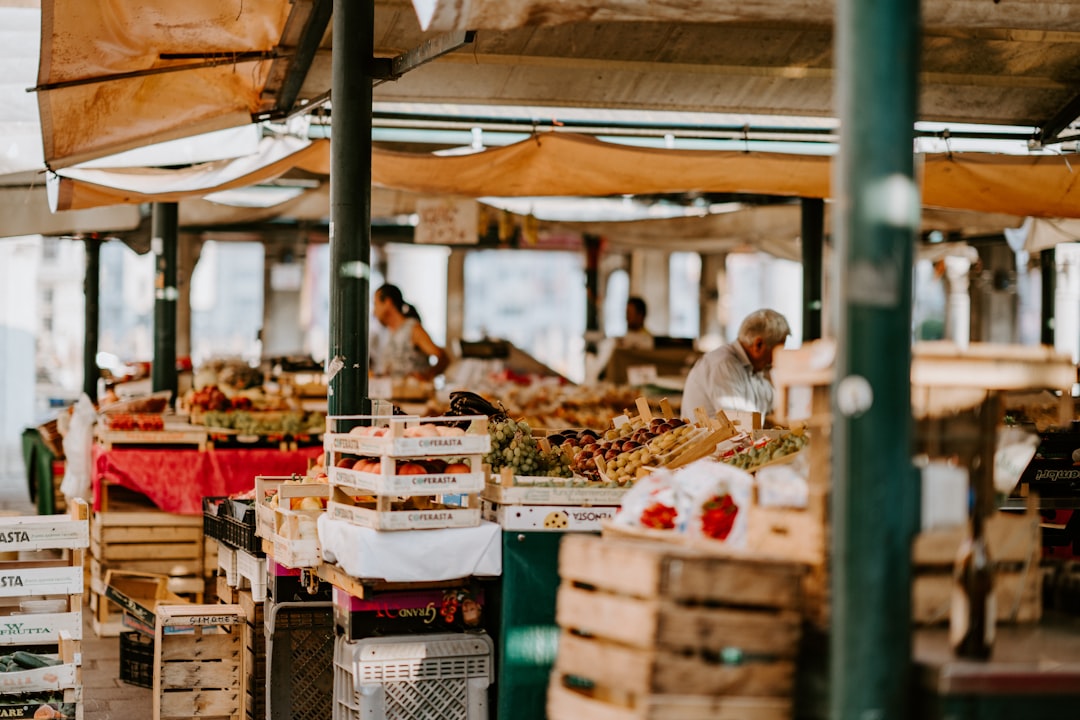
[584,234,602,352]
[329,0,374,417]
[151,203,179,403]
[832,0,920,719]
[82,235,101,400]
[801,198,825,341]
[1041,247,1056,346]
[446,249,466,352]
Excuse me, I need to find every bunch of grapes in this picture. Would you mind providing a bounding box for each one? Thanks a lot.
[542,445,574,478]
[485,418,546,476]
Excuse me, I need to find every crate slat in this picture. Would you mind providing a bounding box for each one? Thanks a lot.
[157,689,241,718]
[555,631,794,697]
[556,584,800,656]
[548,681,792,720]
[558,535,803,609]
[160,634,241,661]
[161,660,241,688]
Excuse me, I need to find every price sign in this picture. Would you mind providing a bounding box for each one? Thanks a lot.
[626,365,659,387]
[415,197,479,245]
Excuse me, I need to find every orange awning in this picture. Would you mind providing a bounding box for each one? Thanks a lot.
[48,132,1080,220]
[36,0,291,169]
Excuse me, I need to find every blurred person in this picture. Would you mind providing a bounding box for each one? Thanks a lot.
[371,284,450,380]
[681,308,791,420]
[617,296,654,350]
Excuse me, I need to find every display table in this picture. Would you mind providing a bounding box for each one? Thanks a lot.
[92,444,321,515]
[913,615,1080,719]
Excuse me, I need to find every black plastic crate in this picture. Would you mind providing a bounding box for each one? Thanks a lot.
[119,631,154,689]
[203,496,229,544]
[266,602,334,720]
[223,500,264,557]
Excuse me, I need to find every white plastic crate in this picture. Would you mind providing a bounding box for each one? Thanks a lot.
[333,632,493,720]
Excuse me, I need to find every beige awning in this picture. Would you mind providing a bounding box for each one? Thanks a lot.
[47,132,1080,221]
[36,0,291,169]
[410,0,1080,32]
[49,136,324,211]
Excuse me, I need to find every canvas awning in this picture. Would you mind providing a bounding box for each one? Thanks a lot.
[48,136,325,211]
[47,132,1080,220]
[35,0,294,169]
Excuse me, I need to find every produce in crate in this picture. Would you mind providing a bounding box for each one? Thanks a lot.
[483,418,573,478]
[613,459,753,547]
[720,429,808,471]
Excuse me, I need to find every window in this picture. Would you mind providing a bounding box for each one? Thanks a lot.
[464,250,586,382]
[669,252,701,338]
[190,241,264,365]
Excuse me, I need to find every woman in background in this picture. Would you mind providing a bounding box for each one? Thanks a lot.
[371,284,450,380]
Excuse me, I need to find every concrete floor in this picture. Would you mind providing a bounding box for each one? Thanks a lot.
[0,471,154,719]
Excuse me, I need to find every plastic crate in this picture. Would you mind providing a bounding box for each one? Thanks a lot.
[119,631,154,688]
[333,632,493,720]
[225,500,264,556]
[202,496,228,545]
[266,601,335,720]
[205,496,264,557]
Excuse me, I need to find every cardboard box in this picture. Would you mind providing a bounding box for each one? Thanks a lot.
[332,585,485,639]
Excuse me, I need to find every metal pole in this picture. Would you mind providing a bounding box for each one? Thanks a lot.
[584,234,601,352]
[151,202,179,404]
[1041,247,1056,346]
[83,235,101,400]
[832,0,920,718]
[801,198,825,341]
[328,0,374,417]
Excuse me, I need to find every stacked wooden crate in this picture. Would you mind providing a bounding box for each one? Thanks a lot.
[217,583,265,720]
[324,416,489,533]
[0,501,88,720]
[548,534,805,720]
[153,604,245,720]
[89,484,210,637]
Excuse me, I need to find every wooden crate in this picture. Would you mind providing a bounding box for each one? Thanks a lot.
[91,510,204,564]
[0,500,88,646]
[912,508,1042,625]
[550,535,804,720]
[153,604,244,720]
[236,590,264,720]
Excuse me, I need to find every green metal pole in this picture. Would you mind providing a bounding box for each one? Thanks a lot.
[832,0,921,718]
[83,235,101,400]
[1041,247,1055,346]
[152,202,179,404]
[328,0,374,417]
[801,198,825,341]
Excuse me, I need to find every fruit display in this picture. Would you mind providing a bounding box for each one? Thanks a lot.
[613,457,753,546]
[102,413,165,431]
[555,417,701,485]
[720,430,808,472]
[484,418,572,478]
[337,456,473,475]
[200,409,325,436]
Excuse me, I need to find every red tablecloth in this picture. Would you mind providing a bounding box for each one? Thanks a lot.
[92,444,322,515]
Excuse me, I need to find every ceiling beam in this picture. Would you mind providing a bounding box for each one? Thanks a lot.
[258,0,334,120]
[372,30,476,83]
[1034,91,1080,145]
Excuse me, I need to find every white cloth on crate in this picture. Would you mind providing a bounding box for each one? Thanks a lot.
[317,514,502,582]
[681,340,774,418]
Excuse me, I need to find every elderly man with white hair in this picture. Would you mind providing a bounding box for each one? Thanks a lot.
[681,309,791,421]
